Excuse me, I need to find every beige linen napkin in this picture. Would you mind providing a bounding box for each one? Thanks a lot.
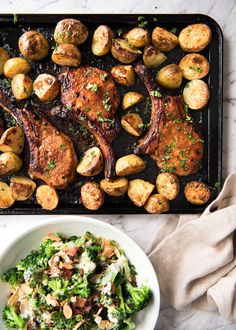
[147,172,236,320]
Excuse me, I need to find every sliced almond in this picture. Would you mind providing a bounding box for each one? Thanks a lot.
[19,297,30,314]
[101,246,115,259]
[8,288,20,306]
[45,294,59,307]
[63,302,73,319]
[44,233,61,242]
[73,321,84,330]
[61,262,74,270]
[48,255,60,267]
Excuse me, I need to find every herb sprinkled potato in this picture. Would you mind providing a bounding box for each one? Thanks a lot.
[92,25,115,56]
[156,64,182,89]
[111,39,141,64]
[179,53,209,80]
[52,43,81,67]
[36,185,59,210]
[76,147,103,177]
[111,65,135,86]
[128,179,154,207]
[0,151,23,176]
[0,182,15,209]
[11,73,33,100]
[100,177,128,197]
[122,92,144,110]
[0,47,9,75]
[4,57,31,79]
[143,45,167,69]
[179,24,212,52]
[10,176,36,201]
[0,126,25,155]
[184,181,211,205]
[152,26,178,52]
[18,31,49,60]
[144,193,170,214]
[183,79,209,110]
[121,113,144,137]
[54,18,88,46]
[115,154,146,176]
[124,27,150,48]
[156,172,180,200]
[33,73,59,102]
[80,182,104,210]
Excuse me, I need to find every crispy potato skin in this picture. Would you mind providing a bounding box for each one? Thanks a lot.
[0,47,9,75]
[76,147,104,177]
[122,92,144,110]
[184,181,211,204]
[33,73,59,102]
[100,177,128,197]
[179,24,212,52]
[152,27,178,52]
[0,126,25,155]
[0,151,23,176]
[143,45,167,69]
[183,79,209,110]
[128,179,154,207]
[54,18,88,46]
[10,176,36,201]
[121,113,143,137]
[36,185,59,210]
[156,173,180,200]
[4,57,31,79]
[92,25,115,56]
[52,44,81,66]
[111,65,135,86]
[19,31,49,60]
[11,73,33,100]
[80,182,104,210]
[179,53,210,80]
[144,193,170,214]
[156,64,182,89]
[124,27,150,48]
[0,182,15,209]
[115,154,146,176]
[111,39,140,64]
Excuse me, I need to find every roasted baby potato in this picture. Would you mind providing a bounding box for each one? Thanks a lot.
[76,147,103,177]
[54,18,88,46]
[111,65,135,86]
[121,113,143,137]
[11,73,33,100]
[92,25,115,56]
[179,53,210,80]
[10,176,36,201]
[124,27,150,48]
[156,64,182,89]
[122,92,144,110]
[80,182,104,210]
[115,154,146,176]
[128,179,154,207]
[143,45,167,69]
[52,43,81,67]
[179,24,212,52]
[184,181,211,205]
[152,27,178,52]
[144,193,170,214]
[183,79,209,110]
[100,177,128,197]
[33,74,59,102]
[0,182,15,209]
[156,172,180,200]
[18,31,49,60]
[36,185,59,210]
[0,47,9,75]
[3,57,31,79]
[0,126,25,155]
[0,152,23,176]
[111,39,140,64]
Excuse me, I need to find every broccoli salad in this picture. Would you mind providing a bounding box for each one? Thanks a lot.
[1,232,152,330]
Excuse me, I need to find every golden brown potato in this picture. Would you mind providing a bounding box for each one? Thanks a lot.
[76,147,103,177]
[143,45,167,69]
[36,185,59,210]
[184,181,211,205]
[179,53,210,80]
[115,154,146,176]
[122,92,144,110]
[111,39,141,64]
[0,47,9,75]
[111,65,135,86]
[0,152,23,176]
[18,31,49,61]
[156,64,182,89]
[124,27,150,48]
[11,73,33,100]
[144,193,170,214]
[179,24,212,52]
[80,182,104,210]
[3,57,31,79]
[183,79,209,110]
[128,179,154,207]
[0,182,15,209]
[52,43,81,67]
[100,177,128,197]
[121,113,143,137]
[92,25,115,56]
[54,18,88,46]
[33,74,59,102]
[152,27,178,52]
[156,172,180,200]
[10,176,36,201]
[0,126,25,155]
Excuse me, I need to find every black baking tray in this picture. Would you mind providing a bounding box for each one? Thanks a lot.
[0,14,223,215]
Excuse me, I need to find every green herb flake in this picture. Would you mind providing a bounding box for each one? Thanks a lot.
[57,32,62,40]
[100,73,108,82]
[60,144,66,149]
[85,107,91,113]
[189,66,202,73]
[86,83,98,93]
[13,14,18,24]
[170,27,177,34]
[138,16,148,28]
[117,28,123,37]
[47,159,56,170]
[51,44,58,51]
[184,104,193,122]
[150,90,162,98]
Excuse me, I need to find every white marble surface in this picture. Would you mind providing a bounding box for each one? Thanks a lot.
[0,0,235,329]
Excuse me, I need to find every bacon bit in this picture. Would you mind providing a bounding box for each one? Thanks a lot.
[90,273,103,284]
[63,247,78,257]
[63,302,73,319]
[60,262,74,270]
[75,297,87,308]
[44,233,61,242]
[79,268,84,277]
[45,294,59,307]
[62,269,73,279]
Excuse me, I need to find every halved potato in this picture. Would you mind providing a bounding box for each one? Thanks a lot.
[100,177,128,197]
[156,64,182,89]
[179,24,212,52]
[92,25,115,56]
[52,44,81,67]
[152,27,178,52]
[80,182,104,210]
[0,126,25,155]
[183,79,209,110]
[111,39,140,64]
[54,18,88,46]
[18,31,49,60]
[122,92,144,110]
[115,154,146,176]
[10,176,36,201]
[121,113,143,137]
[11,73,33,100]
[0,152,23,176]
[33,74,59,102]
[143,45,167,68]
[144,193,170,214]
[76,147,103,177]
[156,172,180,200]
[0,47,9,75]
[128,179,154,207]
[124,27,150,48]
[36,185,59,210]
[0,182,15,209]
[184,181,211,205]
[4,57,31,79]
[179,53,210,80]
[111,65,135,86]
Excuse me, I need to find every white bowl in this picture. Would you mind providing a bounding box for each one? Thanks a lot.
[0,216,160,330]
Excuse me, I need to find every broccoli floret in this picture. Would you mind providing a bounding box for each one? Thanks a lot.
[112,284,127,321]
[2,306,26,330]
[85,244,102,261]
[125,282,152,316]
[1,267,24,286]
[51,312,84,330]
[70,276,91,298]
[48,278,69,296]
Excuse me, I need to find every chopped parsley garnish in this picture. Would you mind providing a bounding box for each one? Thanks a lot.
[66,105,72,111]
[117,28,123,37]
[170,27,177,34]
[100,73,108,82]
[160,165,176,173]
[47,159,56,170]
[138,16,148,28]
[150,90,162,98]
[2,78,11,89]
[97,112,114,124]
[180,159,188,171]
[13,13,18,24]
[51,44,58,51]
[184,104,193,122]
[57,32,62,40]
[102,91,111,112]
[189,66,202,73]
[60,144,66,149]
[86,83,98,93]
[85,107,90,113]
